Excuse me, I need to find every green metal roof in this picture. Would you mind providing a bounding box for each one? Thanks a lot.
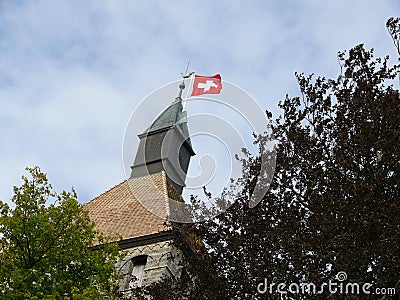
[146,97,193,149]
[147,98,183,132]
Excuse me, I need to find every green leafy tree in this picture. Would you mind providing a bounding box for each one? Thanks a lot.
[134,18,400,299]
[0,167,121,299]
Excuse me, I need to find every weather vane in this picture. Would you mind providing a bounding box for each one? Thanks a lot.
[177,61,194,99]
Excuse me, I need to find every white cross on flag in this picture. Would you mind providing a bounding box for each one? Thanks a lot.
[191,74,222,96]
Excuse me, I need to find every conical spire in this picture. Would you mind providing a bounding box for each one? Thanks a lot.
[145,96,193,149]
[147,98,183,133]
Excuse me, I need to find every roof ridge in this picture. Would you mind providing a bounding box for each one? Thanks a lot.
[161,170,170,220]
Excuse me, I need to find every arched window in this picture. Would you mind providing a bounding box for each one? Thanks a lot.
[120,255,148,290]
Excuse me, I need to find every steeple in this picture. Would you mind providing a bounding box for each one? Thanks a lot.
[130,84,195,194]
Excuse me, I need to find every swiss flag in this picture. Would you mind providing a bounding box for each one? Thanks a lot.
[191,74,222,96]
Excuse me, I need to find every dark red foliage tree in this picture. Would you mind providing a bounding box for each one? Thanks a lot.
[131,19,400,300]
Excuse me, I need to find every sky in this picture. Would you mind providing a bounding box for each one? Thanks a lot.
[0,0,399,207]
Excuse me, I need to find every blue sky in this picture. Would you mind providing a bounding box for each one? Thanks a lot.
[0,0,399,206]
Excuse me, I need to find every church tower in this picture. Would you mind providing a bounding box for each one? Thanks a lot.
[84,80,196,295]
[130,86,195,194]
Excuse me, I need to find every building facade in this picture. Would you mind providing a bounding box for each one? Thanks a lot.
[84,89,195,295]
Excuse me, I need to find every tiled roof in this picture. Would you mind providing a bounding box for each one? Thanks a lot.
[84,171,179,243]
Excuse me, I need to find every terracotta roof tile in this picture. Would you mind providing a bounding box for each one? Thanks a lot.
[84,172,179,243]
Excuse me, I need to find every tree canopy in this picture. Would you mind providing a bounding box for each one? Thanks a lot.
[134,18,400,300]
[0,167,121,300]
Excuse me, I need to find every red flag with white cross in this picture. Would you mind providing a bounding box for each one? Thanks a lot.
[191,74,222,96]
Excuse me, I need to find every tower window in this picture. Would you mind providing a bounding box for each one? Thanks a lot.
[120,255,148,290]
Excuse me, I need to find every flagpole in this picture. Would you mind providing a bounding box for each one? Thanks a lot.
[179,61,194,111]
[183,71,194,111]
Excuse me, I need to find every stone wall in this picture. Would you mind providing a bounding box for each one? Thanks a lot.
[116,239,184,294]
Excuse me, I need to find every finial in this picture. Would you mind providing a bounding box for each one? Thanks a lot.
[177,62,194,99]
[177,80,185,99]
